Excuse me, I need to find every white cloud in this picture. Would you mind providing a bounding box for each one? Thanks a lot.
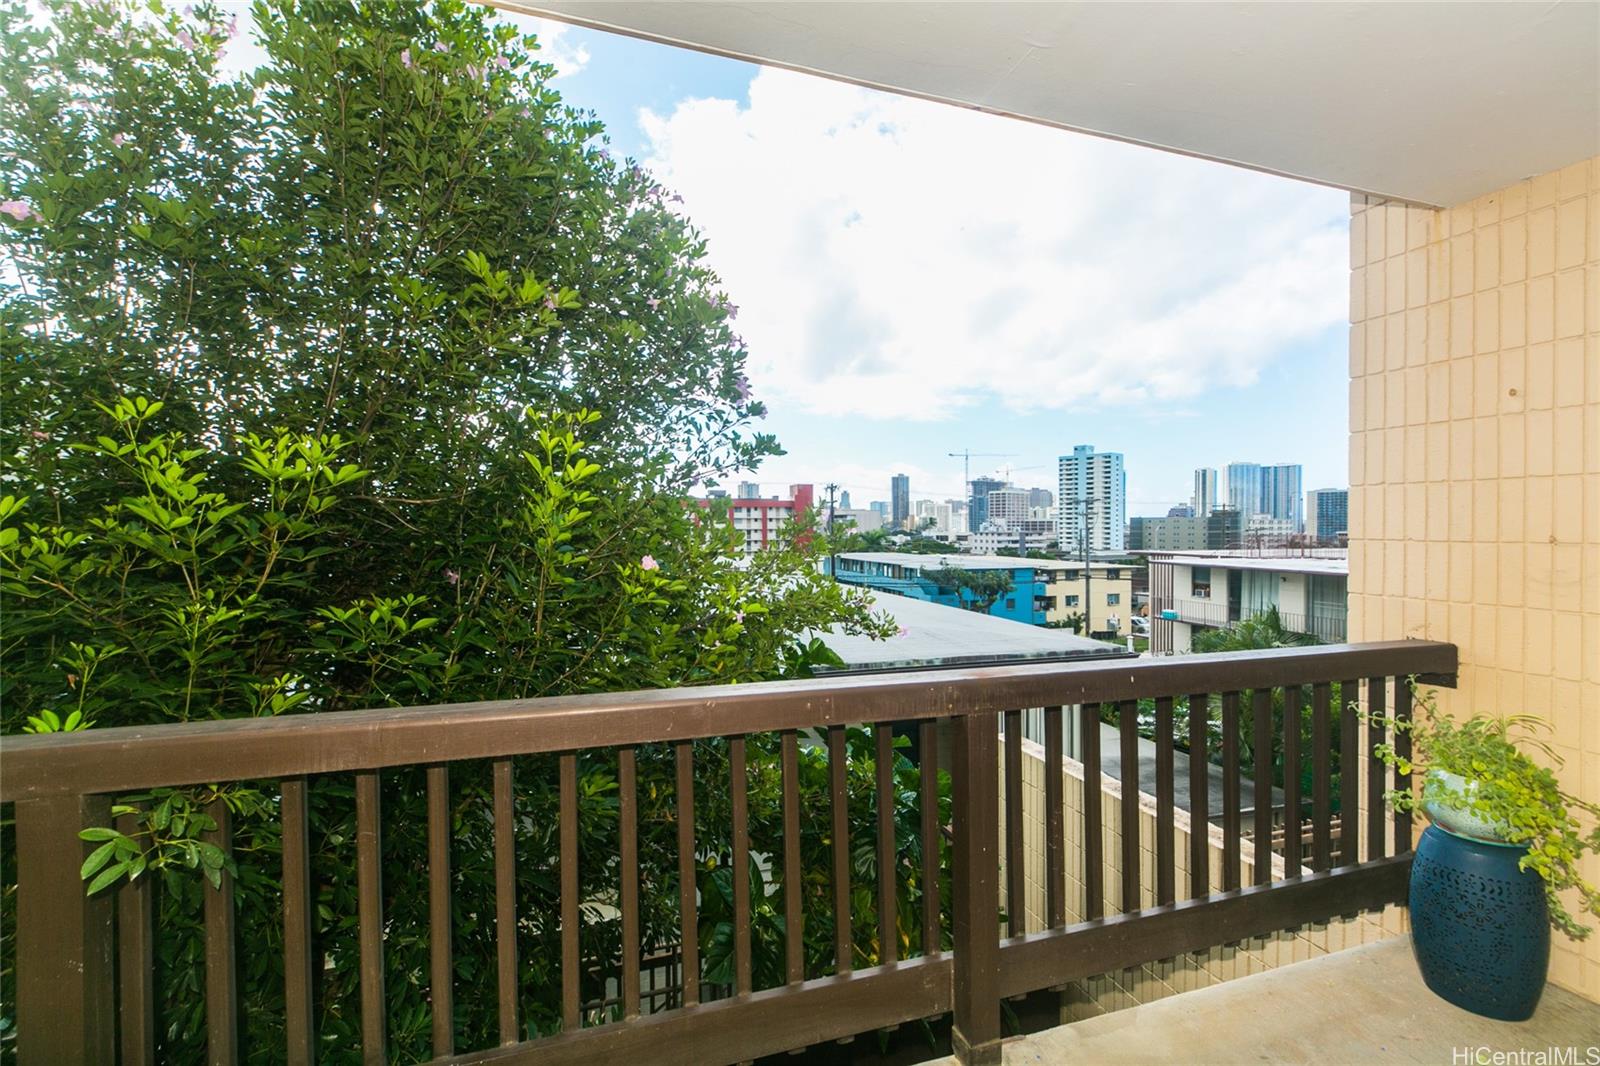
[505,14,590,79]
[641,69,1348,422]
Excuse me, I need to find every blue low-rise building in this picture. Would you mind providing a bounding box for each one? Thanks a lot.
[828,551,1053,625]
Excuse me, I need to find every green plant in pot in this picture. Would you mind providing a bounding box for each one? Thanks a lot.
[1370,682,1600,1020]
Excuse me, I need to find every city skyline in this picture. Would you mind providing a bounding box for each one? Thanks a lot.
[509,17,1349,522]
[728,451,1337,521]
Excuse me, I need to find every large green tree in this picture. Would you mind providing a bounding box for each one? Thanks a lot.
[0,2,924,1059]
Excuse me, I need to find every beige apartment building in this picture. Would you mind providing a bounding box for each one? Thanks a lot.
[1041,562,1136,640]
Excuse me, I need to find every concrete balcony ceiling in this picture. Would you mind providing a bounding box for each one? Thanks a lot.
[493,0,1600,207]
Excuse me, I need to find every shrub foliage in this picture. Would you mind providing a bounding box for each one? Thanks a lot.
[0,2,924,1058]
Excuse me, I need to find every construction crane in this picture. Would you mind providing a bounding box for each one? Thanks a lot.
[949,449,1016,535]
[947,449,1016,498]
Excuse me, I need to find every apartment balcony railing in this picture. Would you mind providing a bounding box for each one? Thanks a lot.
[2,640,1456,1065]
[1164,596,1232,628]
[1158,599,1348,644]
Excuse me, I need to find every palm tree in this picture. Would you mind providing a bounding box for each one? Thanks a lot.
[1191,605,1317,653]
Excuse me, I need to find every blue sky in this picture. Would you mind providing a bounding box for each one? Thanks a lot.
[222,6,1351,515]
[532,17,1352,514]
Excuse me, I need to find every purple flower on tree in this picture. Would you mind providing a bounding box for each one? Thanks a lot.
[896,626,910,638]
[640,555,660,572]
[1,200,42,222]
[175,29,198,50]
[494,56,511,70]
[432,40,451,54]
[732,373,752,402]
[444,568,460,586]
[111,133,127,147]
[647,297,661,311]
[400,48,413,69]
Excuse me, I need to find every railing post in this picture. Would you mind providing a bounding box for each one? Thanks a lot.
[15,793,117,1065]
[950,712,1001,1065]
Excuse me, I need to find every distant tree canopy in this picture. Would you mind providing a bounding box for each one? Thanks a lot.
[924,566,1013,613]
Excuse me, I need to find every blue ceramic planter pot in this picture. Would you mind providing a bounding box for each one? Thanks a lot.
[1410,824,1549,1021]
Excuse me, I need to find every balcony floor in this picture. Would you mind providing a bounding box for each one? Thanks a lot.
[948,938,1597,1064]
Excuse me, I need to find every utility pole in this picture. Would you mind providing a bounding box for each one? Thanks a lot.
[1063,495,1100,636]
[824,482,839,579]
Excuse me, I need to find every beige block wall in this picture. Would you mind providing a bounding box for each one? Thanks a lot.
[1000,739,1394,1020]
[1348,155,1600,1002]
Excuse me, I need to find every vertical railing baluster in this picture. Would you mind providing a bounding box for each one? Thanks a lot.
[1003,710,1024,936]
[1252,689,1273,886]
[1188,693,1210,900]
[1394,679,1413,853]
[950,713,1000,1064]
[14,794,116,1065]
[117,804,155,1066]
[281,779,316,1065]
[1283,687,1303,874]
[782,730,805,984]
[619,749,641,1020]
[1312,683,1333,871]
[674,742,699,1009]
[1339,678,1360,867]
[731,736,752,995]
[493,758,519,1042]
[828,725,852,975]
[1154,697,1175,907]
[920,719,942,954]
[1044,706,1066,928]
[1221,692,1241,892]
[1367,676,1388,861]
[1118,700,1140,914]
[876,724,899,963]
[204,797,239,1066]
[1081,703,1104,920]
[354,771,384,1065]
[560,753,581,1030]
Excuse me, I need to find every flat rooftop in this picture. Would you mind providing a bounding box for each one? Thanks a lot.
[1150,552,1348,578]
[813,592,1130,674]
[838,552,1126,573]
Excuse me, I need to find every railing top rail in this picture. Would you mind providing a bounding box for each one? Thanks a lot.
[0,640,1455,802]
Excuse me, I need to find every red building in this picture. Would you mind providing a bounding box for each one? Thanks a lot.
[700,484,815,554]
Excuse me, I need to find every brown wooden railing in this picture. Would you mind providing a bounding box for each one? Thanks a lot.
[0,640,1456,1065]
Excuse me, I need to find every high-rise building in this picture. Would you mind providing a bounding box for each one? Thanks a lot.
[969,476,1006,533]
[985,487,1029,527]
[1026,487,1054,510]
[1224,462,1304,529]
[890,473,910,530]
[838,490,852,509]
[869,500,888,517]
[1261,464,1304,530]
[1192,468,1219,517]
[1226,462,1263,518]
[1306,488,1349,541]
[1205,507,1243,549]
[737,480,761,499]
[1056,445,1126,553]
